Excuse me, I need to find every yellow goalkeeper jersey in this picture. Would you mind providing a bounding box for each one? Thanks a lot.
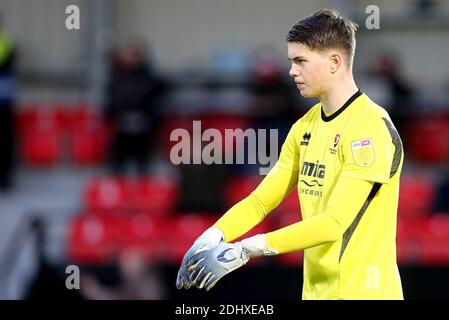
[214,90,404,299]
[278,90,404,299]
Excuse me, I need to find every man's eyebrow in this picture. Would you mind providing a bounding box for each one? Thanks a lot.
[288,56,306,61]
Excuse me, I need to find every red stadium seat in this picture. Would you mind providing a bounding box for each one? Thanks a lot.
[415,215,449,264]
[65,105,110,166]
[16,104,65,133]
[131,176,178,215]
[84,175,178,216]
[68,212,170,264]
[84,176,129,212]
[67,214,122,264]
[116,213,166,262]
[20,128,61,166]
[16,105,64,166]
[398,175,435,217]
[397,215,449,265]
[404,115,449,164]
[396,216,425,264]
[225,175,263,208]
[69,126,109,165]
[163,214,218,264]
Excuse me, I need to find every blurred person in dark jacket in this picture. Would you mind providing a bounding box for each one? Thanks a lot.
[371,53,413,133]
[104,42,165,176]
[80,249,167,300]
[0,15,16,192]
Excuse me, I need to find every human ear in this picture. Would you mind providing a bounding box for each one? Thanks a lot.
[329,52,342,73]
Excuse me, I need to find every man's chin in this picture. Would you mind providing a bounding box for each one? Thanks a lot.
[299,90,317,99]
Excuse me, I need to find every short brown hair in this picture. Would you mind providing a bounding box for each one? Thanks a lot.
[287,8,358,67]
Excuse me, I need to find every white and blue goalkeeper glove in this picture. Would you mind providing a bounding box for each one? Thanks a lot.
[176,226,224,289]
[186,234,277,291]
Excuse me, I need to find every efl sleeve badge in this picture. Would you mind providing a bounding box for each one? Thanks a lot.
[351,138,375,167]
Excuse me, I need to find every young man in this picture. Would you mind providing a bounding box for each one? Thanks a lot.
[176,8,404,300]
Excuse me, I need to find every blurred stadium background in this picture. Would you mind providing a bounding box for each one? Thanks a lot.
[1,0,449,300]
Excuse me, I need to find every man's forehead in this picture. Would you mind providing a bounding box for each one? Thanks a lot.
[287,42,312,58]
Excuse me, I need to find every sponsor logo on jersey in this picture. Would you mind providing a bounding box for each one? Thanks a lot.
[299,187,323,197]
[301,161,325,179]
[300,161,325,197]
[301,132,311,146]
[352,139,371,148]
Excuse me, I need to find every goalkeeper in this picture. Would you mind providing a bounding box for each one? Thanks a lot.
[176,8,404,300]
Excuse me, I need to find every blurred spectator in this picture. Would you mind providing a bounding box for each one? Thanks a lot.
[0,14,16,191]
[414,0,438,16]
[176,149,228,214]
[249,47,299,124]
[371,53,413,132]
[80,249,166,300]
[104,42,166,176]
[433,173,449,213]
[247,47,300,172]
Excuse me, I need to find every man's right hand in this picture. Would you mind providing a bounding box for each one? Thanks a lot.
[176,226,224,289]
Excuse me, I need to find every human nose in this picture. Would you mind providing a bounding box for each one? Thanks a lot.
[289,64,299,78]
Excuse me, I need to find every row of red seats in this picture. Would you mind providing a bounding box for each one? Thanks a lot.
[397,214,449,265]
[85,176,178,215]
[68,213,216,264]
[15,106,254,167]
[70,173,302,265]
[83,173,439,218]
[67,210,449,266]
[17,104,449,166]
[68,172,444,265]
[15,104,449,167]
[16,104,110,166]
[83,174,299,215]
[67,211,302,265]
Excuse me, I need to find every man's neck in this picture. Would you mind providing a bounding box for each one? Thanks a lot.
[319,76,359,114]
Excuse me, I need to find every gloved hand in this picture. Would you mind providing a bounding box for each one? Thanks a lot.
[187,234,277,291]
[176,226,224,289]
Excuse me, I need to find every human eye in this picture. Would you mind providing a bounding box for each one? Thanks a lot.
[292,58,306,64]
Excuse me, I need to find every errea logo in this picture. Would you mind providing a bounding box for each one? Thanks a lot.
[301,132,311,146]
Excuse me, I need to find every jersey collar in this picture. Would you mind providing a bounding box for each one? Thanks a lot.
[321,89,363,122]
